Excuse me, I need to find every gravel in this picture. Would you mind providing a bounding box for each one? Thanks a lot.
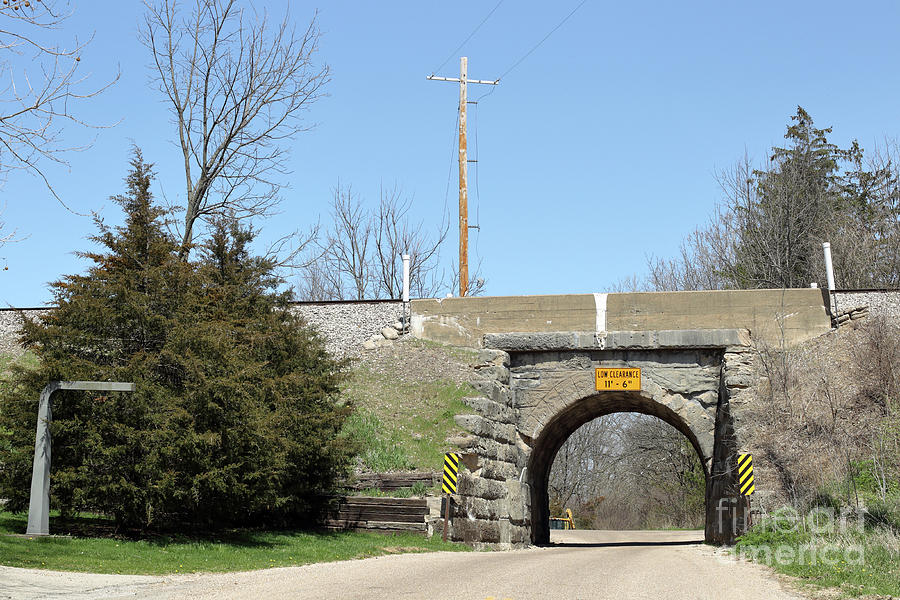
[349,335,477,387]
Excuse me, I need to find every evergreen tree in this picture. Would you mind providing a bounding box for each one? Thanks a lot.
[734,107,847,288]
[0,151,352,529]
[650,107,900,291]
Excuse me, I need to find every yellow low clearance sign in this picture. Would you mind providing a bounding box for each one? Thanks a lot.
[595,368,641,391]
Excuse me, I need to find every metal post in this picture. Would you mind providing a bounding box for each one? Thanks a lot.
[746,497,753,530]
[26,381,136,536]
[442,493,451,542]
[26,383,57,536]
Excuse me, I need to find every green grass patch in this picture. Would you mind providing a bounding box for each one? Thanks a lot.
[1,351,40,454]
[735,516,900,598]
[342,410,414,472]
[342,366,472,473]
[0,508,468,574]
[352,482,430,498]
[0,351,39,380]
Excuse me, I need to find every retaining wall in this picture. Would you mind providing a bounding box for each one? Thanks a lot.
[0,302,402,358]
[833,290,900,320]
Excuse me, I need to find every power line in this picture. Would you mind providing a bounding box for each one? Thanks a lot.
[496,0,589,82]
[442,105,460,220]
[471,100,484,277]
[431,0,505,76]
[472,100,481,229]
[474,82,499,103]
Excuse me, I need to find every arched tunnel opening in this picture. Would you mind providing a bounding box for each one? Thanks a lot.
[528,391,710,545]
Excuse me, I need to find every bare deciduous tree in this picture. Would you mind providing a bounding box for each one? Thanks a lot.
[447,258,486,298]
[0,0,118,212]
[374,185,448,300]
[141,0,329,256]
[295,255,340,303]
[549,413,706,529]
[321,184,371,301]
[549,416,623,514]
[0,204,13,257]
[0,201,11,237]
[299,182,452,301]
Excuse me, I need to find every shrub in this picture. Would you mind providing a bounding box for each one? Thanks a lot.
[0,152,353,530]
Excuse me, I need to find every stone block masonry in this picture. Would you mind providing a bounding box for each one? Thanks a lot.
[447,329,757,547]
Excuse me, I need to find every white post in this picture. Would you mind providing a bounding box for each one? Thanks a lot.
[402,254,411,303]
[823,242,838,320]
[823,242,835,291]
[401,254,411,331]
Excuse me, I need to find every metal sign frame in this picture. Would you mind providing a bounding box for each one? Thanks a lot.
[27,381,136,536]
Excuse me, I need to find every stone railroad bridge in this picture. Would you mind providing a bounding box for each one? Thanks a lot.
[410,289,850,547]
[3,288,897,546]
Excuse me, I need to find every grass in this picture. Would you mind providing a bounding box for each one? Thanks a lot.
[735,514,900,598]
[1,351,40,453]
[0,349,472,575]
[342,410,414,471]
[353,482,430,498]
[341,364,472,473]
[0,350,39,385]
[0,509,469,575]
[410,337,480,365]
[0,350,39,372]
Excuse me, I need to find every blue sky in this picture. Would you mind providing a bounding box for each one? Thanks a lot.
[1,1,899,307]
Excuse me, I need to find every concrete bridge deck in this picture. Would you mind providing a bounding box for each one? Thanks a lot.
[410,288,832,348]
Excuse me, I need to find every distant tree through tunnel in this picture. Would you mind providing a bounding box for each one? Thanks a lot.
[529,391,709,545]
[548,412,706,532]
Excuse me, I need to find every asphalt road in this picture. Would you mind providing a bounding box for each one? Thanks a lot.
[0,530,804,600]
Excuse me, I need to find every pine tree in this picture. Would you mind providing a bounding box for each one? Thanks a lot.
[650,108,900,291]
[0,151,352,529]
[733,107,847,288]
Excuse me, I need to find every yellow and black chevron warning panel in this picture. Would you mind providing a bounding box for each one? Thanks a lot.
[442,452,460,494]
[738,453,755,496]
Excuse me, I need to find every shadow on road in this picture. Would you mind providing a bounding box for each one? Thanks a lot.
[548,539,702,548]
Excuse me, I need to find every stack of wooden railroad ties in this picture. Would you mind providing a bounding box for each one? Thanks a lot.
[324,472,443,536]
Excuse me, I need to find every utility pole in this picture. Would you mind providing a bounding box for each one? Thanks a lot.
[427,57,497,296]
